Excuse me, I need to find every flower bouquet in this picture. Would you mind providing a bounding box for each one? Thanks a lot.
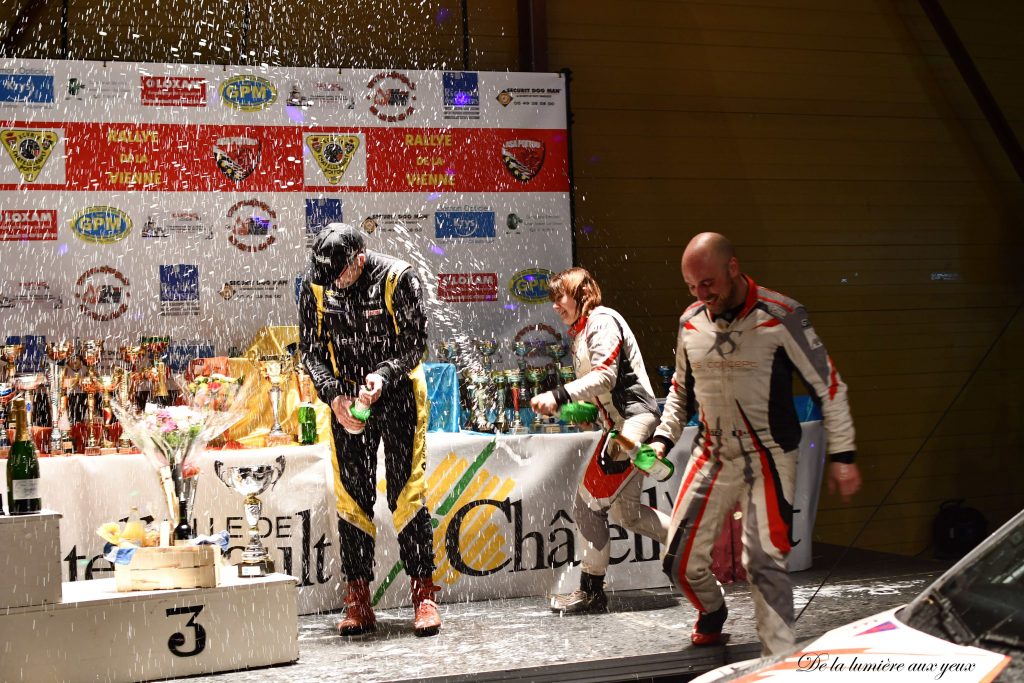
[112,370,259,542]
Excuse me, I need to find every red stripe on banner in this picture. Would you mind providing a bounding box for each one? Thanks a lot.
[0,121,570,193]
[739,410,791,555]
[582,432,633,499]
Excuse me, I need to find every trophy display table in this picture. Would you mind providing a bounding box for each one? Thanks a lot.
[0,573,299,683]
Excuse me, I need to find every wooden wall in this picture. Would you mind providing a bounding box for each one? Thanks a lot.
[2,0,1022,555]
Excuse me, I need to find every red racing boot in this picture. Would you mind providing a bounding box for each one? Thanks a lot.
[337,579,377,636]
[411,576,442,637]
[691,602,728,646]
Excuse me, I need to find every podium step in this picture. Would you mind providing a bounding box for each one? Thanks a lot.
[0,573,298,683]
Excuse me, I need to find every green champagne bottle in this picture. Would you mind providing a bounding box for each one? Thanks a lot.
[558,401,598,425]
[7,396,42,515]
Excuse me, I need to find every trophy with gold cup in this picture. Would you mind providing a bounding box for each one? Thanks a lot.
[254,355,294,447]
[79,340,105,454]
[214,456,286,577]
[44,340,74,454]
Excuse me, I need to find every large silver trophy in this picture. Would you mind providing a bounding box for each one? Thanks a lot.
[214,455,286,577]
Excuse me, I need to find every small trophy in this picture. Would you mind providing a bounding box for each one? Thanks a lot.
[464,372,494,433]
[492,371,508,433]
[214,455,286,577]
[513,341,530,372]
[476,338,498,373]
[436,339,460,365]
[546,342,569,384]
[657,365,674,396]
[255,355,294,447]
[98,374,118,449]
[1,343,24,384]
[45,341,74,454]
[505,369,528,434]
[80,340,104,454]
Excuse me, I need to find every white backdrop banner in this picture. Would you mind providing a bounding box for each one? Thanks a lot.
[1,425,824,614]
[0,58,573,360]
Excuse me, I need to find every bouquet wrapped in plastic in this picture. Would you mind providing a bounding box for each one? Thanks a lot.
[112,370,259,540]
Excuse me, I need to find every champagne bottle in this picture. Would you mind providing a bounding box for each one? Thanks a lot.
[605,430,674,482]
[173,498,192,543]
[7,397,42,515]
[345,396,372,435]
[298,403,318,444]
[559,401,598,425]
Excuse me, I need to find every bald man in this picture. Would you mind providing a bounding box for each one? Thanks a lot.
[649,232,861,655]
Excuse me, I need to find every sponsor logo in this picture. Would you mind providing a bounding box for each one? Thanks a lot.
[367,71,416,122]
[66,76,132,101]
[495,86,561,109]
[0,73,55,105]
[285,80,356,109]
[0,129,59,182]
[218,279,290,301]
[505,211,563,235]
[0,209,57,241]
[443,71,480,120]
[708,331,741,358]
[159,264,200,317]
[220,75,277,111]
[141,76,207,106]
[438,273,499,303]
[434,211,496,239]
[213,136,261,182]
[75,266,129,321]
[305,198,343,244]
[306,134,360,184]
[141,212,213,239]
[360,213,427,235]
[509,268,553,303]
[501,139,545,182]
[0,281,63,309]
[70,206,132,243]
[226,199,276,252]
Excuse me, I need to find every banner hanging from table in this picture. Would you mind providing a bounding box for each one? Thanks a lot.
[0,58,573,360]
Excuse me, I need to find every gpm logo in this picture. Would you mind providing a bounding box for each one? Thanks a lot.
[70,206,132,243]
[509,268,553,303]
[220,75,277,111]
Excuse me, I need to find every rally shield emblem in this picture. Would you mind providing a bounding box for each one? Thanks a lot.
[501,139,545,182]
[1,129,59,182]
[306,134,360,184]
[213,136,261,182]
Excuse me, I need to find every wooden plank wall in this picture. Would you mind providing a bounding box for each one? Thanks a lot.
[2,0,1021,556]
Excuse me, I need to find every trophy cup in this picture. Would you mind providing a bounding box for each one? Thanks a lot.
[255,355,294,447]
[525,367,557,432]
[492,371,508,433]
[98,373,120,450]
[45,341,74,454]
[464,371,494,433]
[657,365,674,396]
[476,338,498,372]
[214,455,286,577]
[505,369,529,434]
[1,343,24,384]
[80,340,105,454]
[546,342,569,386]
[436,339,460,365]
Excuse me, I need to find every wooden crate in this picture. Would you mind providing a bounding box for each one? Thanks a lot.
[114,545,218,591]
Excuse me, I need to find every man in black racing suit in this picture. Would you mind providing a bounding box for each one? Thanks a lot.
[299,223,441,637]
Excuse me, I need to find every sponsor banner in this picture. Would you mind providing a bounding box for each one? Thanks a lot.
[74,265,129,322]
[140,75,207,107]
[218,278,291,301]
[220,75,278,111]
[140,211,214,239]
[69,205,133,243]
[504,210,565,235]
[438,272,499,302]
[0,124,569,193]
[509,268,554,303]
[1,280,63,309]
[159,264,200,317]
[443,71,480,120]
[359,212,427,235]
[366,71,417,123]
[0,71,55,107]
[284,78,357,111]
[495,83,563,110]
[65,76,133,102]
[434,210,496,239]
[0,209,57,240]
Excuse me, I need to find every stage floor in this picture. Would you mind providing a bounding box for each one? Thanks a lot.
[169,545,952,683]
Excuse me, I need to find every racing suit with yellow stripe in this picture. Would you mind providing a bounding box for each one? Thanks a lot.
[653,275,856,655]
[299,252,434,583]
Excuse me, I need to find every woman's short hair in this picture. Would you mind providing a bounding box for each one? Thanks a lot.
[549,267,602,318]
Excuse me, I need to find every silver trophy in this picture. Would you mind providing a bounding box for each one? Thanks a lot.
[214,455,287,577]
[505,369,529,434]
[45,341,75,454]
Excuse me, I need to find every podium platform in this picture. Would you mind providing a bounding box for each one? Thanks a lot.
[0,573,299,683]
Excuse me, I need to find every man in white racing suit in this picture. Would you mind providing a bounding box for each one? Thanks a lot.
[649,232,862,655]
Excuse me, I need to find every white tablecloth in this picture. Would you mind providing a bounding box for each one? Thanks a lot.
[2,422,824,613]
